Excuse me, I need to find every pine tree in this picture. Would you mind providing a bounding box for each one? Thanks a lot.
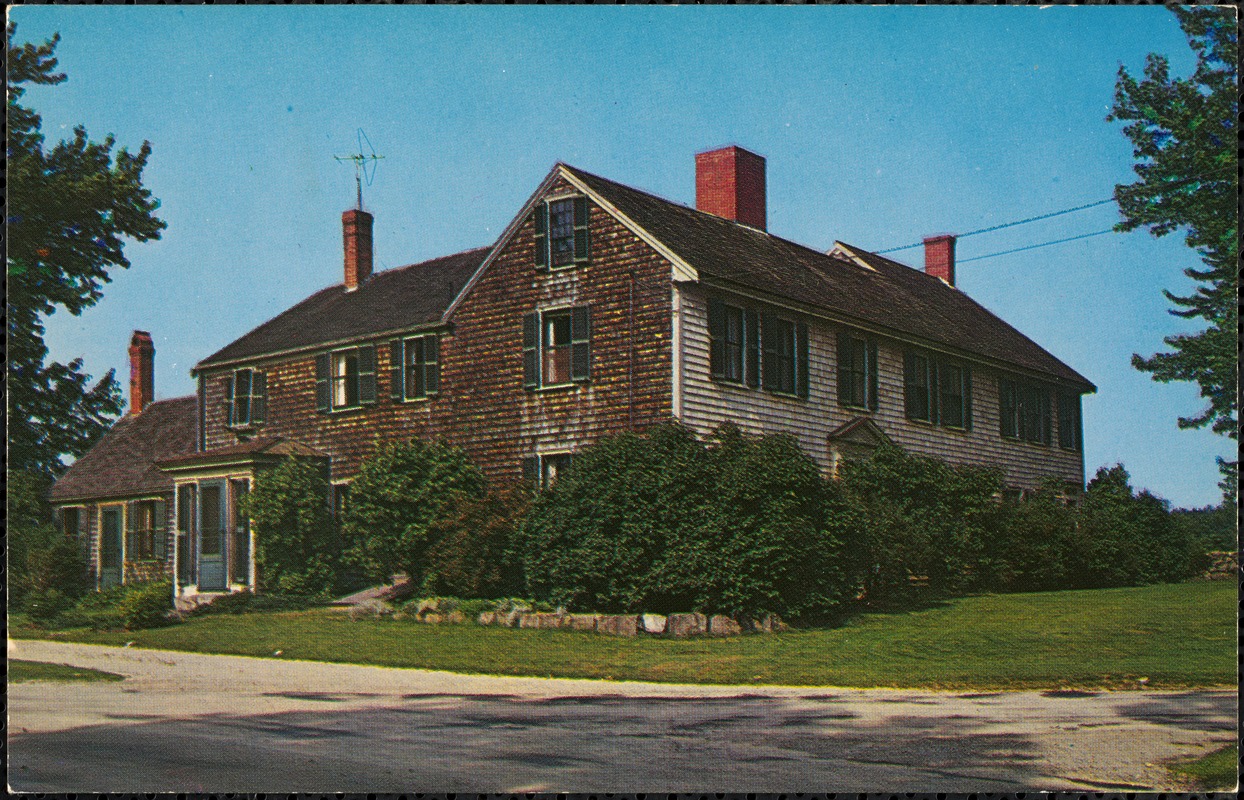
[6,24,167,479]
[1107,7,1238,497]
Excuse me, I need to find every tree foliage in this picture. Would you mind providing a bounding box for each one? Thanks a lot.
[6,24,166,479]
[1107,7,1238,493]
[242,457,341,595]
[341,439,488,586]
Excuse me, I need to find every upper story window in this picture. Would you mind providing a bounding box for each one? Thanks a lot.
[534,195,590,271]
[223,368,267,427]
[999,376,1051,444]
[837,332,878,411]
[390,335,440,401]
[1057,391,1083,452]
[707,295,807,399]
[524,306,590,389]
[904,351,972,430]
[315,345,376,413]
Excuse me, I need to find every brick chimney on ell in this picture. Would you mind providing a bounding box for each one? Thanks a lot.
[343,208,374,291]
[923,234,956,286]
[128,330,155,415]
[695,145,767,231]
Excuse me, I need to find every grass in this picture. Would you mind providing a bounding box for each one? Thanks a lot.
[1168,744,1239,791]
[9,581,1234,690]
[9,660,125,684]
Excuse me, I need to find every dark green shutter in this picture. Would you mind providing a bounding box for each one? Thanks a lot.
[222,376,234,426]
[390,339,405,400]
[523,312,540,389]
[126,500,138,559]
[708,297,726,380]
[534,203,548,271]
[573,196,590,265]
[1039,388,1052,445]
[315,353,331,413]
[795,321,809,399]
[571,306,591,381]
[252,371,267,424]
[963,368,973,431]
[903,352,918,419]
[358,345,377,404]
[836,332,851,407]
[867,340,879,412]
[744,309,760,388]
[522,456,539,486]
[153,500,168,561]
[999,378,1016,438]
[761,312,780,391]
[929,361,941,425]
[425,336,440,395]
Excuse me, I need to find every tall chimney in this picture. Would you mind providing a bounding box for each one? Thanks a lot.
[695,145,767,231]
[128,330,155,415]
[923,234,956,286]
[342,208,374,291]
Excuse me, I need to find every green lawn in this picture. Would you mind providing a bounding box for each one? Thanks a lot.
[10,581,1234,690]
[9,660,125,684]
[1169,744,1239,791]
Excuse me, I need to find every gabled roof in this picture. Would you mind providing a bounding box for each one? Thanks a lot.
[196,247,491,370]
[561,165,1094,390]
[157,437,326,471]
[48,396,198,504]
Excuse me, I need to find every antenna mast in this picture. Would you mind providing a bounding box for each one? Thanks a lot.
[334,128,384,210]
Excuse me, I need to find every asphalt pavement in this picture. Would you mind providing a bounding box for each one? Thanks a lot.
[7,639,1236,792]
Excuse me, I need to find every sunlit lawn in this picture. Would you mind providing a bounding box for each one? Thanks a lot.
[10,581,1234,690]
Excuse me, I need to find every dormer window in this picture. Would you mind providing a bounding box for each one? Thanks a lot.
[224,368,267,427]
[534,195,589,271]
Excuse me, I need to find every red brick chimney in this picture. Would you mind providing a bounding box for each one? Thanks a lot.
[342,209,374,291]
[923,234,956,286]
[695,145,767,231]
[128,330,155,415]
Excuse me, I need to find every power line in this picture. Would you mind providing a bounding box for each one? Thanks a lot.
[956,228,1116,264]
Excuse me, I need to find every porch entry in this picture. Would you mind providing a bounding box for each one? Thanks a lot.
[197,481,228,591]
[99,506,123,588]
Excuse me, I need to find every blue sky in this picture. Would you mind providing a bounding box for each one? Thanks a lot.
[12,6,1233,508]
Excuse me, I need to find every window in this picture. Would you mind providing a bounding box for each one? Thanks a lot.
[1058,392,1083,451]
[391,335,440,401]
[905,351,972,429]
[999,376,1051,444]
[523,453,572,490]
[837,333,878,410]
[708,299,756,385]
[315,345,376,412]
[761,312,808,397]
[126,499,167,562]
[523,306,590,389]
[224,368,267,427]
[333,483,350,521]
[534,195,590,270]
[61,507,81,540]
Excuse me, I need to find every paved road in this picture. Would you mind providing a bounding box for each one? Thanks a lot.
[8,640,1236,793]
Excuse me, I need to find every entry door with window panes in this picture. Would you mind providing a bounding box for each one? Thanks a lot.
[197,481,227,591]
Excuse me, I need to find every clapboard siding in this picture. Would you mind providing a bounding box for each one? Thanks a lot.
[675,284,1083,489]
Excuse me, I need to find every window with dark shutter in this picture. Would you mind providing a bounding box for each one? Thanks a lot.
[999,378,1018,439]
[761,314,796,395]
[523,312,540,390]
[940,363,966,428]
[571,306,591,382]
[424,336,440,395]
[905,352,932,422]
[152,499,167,561]
[839,333,870,409]
[1058,391,1082,451]
[548,198,576,268]
[358,345,377,404]
[522,456,539,486]
[402,335,441,399]
[534,204,548,271]
[796,321,809,399]
[222,375,234,426]
[573,196,590,265]
[252,371,267,424]
[233,369,252,425]
[708,297,726,380]
[390,339,405,400]
[1002,376,1051,444]
[744,309,760,388]
[315,353,331,413]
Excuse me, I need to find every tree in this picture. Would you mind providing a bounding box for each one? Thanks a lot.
[6,24,166,479]
[1107,7,1238,495]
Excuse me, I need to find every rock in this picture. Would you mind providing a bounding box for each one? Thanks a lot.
[641,614,667,635]
[566,614,599,631]
[534,612,565,630]
[445,610,465,624]
[752,613,788,633]
[666,612,708,637]
[477,611,497,626]
[422,612,443,624]
[414,598,439,616]
[597,615,640,637]
[518,612,541,629]
[708,615,742,636]
[503,609,528,628]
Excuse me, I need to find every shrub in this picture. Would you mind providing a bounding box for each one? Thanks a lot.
[988,482,1078,592]
[243,456,342,596]
[24,588,73,625]
[421,486,528,598]
[342,438,487,586]
[118,581,176,630]
[523,422,859,619]
[26,536,91,600]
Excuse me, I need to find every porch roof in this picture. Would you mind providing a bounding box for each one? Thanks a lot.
[157,437,327,473]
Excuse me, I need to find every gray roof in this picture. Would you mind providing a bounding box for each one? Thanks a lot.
[197,247,490,369]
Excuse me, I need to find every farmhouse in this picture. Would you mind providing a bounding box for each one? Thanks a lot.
[49,145,1094,595]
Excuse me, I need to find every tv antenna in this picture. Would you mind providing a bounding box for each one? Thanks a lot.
[334,128,384,211]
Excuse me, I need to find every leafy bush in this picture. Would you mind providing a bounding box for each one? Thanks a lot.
[523,423,858,619]
[189,590,328,616]
[421,486,528,598]
[243,456,342,596]
[342,438,487,586]
[24,588,73,625]
[988,482,1078,592]
[118,580,176,629]
[839,445,1003,606]
[26,536,91,599]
